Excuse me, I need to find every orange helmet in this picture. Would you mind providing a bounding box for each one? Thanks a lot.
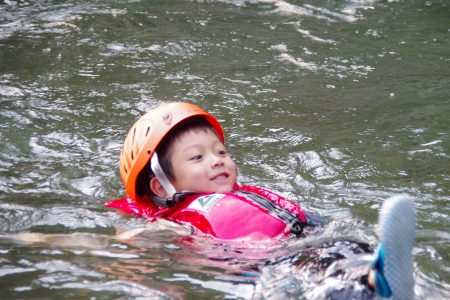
[120,102,224,202]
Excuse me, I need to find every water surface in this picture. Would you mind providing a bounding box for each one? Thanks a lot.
[1,0,449,298]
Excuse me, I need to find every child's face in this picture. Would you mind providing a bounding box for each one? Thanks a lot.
[169,129,237,194]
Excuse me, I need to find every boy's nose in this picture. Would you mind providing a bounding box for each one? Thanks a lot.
[211,156,224,168]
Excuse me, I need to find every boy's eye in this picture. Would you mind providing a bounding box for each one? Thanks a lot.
[218,150,227,155]
[190,155,202,160]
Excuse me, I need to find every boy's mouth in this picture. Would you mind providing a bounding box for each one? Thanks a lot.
[211,172,228,181]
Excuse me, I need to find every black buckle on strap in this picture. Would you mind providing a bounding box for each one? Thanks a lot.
[152,191,200,208]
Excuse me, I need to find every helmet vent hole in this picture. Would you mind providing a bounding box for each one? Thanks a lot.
[124,166,128,174]
[132,128,136,144]
[131,151,134,160]
[145,126,151,137]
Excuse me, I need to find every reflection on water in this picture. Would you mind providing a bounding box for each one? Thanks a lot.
[1,0,450,298]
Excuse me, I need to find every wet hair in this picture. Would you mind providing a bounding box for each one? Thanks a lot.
[134,117,221,200]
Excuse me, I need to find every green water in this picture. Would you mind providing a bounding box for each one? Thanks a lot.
[1,0,449,298]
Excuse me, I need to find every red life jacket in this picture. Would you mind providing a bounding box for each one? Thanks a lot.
[105,185,311,241]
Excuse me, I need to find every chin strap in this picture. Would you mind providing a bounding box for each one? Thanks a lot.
[150,152,177,198]
[151,191,201,208]
[150,153,200,208]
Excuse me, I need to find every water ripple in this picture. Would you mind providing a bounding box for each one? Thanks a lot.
[61,280,176,299]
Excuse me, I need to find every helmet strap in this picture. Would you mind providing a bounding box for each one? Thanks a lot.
[150,152,177,198]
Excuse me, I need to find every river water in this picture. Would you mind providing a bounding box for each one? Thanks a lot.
[0,0,449,299]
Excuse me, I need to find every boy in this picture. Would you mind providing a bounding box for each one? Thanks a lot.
[106,102,416,299]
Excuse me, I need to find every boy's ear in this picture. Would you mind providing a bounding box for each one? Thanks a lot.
[150,177,170,198]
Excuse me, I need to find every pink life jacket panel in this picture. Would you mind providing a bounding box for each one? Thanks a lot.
[164,193,288,240]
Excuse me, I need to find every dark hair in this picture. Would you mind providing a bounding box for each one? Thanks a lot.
[134,118,221,200]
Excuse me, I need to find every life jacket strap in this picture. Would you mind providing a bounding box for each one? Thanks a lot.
[235,190,310,237]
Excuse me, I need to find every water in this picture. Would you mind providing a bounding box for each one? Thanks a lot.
[1,0,449,298]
